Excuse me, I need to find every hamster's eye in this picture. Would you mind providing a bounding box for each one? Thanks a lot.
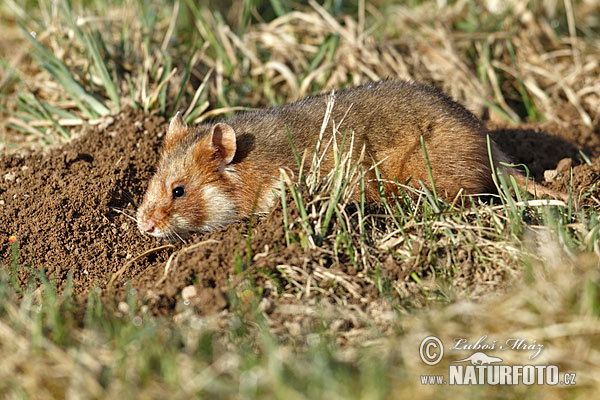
[172,186,185,199]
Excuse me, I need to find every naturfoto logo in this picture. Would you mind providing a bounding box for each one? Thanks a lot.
[419,335,577,386]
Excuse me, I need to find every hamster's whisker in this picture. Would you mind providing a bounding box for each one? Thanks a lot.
[110,207,137,221]
[172,230,185,243]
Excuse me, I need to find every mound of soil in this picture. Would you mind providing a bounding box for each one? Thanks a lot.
[1,107,599,315]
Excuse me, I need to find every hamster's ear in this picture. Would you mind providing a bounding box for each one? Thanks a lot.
[163,111,189,151]
[210,123,237,165]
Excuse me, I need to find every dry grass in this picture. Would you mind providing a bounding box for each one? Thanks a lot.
[2,0,600,151]
[191,0,600,125]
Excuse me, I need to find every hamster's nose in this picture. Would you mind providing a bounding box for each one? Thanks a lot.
[138,218,155,234]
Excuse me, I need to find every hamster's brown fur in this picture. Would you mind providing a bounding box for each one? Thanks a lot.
[137,80,563,238]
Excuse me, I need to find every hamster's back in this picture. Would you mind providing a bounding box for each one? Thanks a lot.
[224,80,499,199]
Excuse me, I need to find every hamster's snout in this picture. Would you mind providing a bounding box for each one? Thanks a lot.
[137,216,156,234]
[136,205,165,237]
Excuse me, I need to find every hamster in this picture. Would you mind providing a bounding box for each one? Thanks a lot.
[136,80,564,239]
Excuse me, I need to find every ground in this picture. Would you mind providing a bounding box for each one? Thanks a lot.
[1,106,599,318]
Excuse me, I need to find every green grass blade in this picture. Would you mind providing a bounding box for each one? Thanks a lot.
[85,29,121,110]
[506,38,539,121]
[280,174,291,247]
[28,94,71,139]
[20,25,109,118]
[61,0,120,111]
[169,47,197,116]
[308,35,336,74]
[419,135,440,208]
[185,0,233,73]
[159,52,172,115]
[269,0,288,17]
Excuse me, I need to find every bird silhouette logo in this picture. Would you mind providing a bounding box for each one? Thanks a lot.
[452,352,503,365]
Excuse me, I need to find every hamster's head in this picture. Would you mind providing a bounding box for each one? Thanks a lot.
[136,112,239,239]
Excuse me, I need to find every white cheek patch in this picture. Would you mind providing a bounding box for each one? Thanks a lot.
[169,213,195,234]
[257,180,281,213]
[201,184,237,230]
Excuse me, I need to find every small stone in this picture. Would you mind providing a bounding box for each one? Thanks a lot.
[285,321,302,337]
[98,116,115,131]
[330,319,345,332]
[118,302,130,314]
[181,285,197,302]
[4,172,16,182]
[259,298,272,312]
[544,169,559,183]
[144,290,159,301]
[557,158,573,174]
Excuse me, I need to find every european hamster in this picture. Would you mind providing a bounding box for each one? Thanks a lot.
[136,80,562,238]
